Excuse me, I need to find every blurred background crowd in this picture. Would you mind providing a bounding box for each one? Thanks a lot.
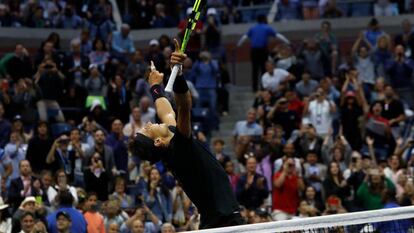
[0,0,413,233]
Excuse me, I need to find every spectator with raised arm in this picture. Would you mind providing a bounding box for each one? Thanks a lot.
[34,58,65,122]
[385,45,414,108]
[237,14,290,91]
[273,158,305,220]
[303,88,336,137]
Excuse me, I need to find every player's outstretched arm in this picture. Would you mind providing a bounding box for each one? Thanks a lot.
[148,63,177,127]
[171,39,192,138]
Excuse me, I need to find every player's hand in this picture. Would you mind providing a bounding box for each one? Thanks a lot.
[170,39,187,67]
[148,61,164,86]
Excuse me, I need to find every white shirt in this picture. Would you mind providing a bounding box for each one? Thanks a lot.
[306,100,333,136]
[140,108,156,124]
[0,218,11,233]
[261,68,289,92]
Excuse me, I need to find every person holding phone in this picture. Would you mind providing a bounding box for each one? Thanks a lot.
[272,158,305,220]
[34,58,65,122]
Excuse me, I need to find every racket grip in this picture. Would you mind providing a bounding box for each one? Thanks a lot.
[165,64,180,92]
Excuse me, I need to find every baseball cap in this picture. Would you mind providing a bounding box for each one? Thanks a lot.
[207,8,217,15]
[56,211,72,221]
[149,39,159,47]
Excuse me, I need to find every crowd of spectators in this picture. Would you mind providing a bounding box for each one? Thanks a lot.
[0,0,234,230]
[0,0,413,30]
[229,16,414,227]
[0,1,413,232]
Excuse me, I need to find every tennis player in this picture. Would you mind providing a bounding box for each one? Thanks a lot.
[132,40,244,229]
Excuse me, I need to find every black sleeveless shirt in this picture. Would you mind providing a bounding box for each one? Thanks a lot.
[163,126,239,227]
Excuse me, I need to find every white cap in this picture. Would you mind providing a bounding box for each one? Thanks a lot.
[149,39,159,46]
[20,196,36,208]
[207,8,217,15]
[90,99,102,111]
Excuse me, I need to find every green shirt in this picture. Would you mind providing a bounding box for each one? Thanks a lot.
[356,178,395,210]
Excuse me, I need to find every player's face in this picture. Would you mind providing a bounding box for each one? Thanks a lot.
[140,122,169,140]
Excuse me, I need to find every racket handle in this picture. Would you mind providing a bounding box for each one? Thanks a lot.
[165,64,180,92]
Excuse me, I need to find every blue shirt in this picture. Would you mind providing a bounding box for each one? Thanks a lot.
[47,207,87,233]
[371,202,412,233]
[247,23,276,48]
[364,29,385,46]
[193,61,218,89]
[105,133,129,173]
[111,31,136,53]
[386,58,414,88]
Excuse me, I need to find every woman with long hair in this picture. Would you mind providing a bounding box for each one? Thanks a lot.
[303,185,324,214]
[357,168,395,210]
[322,162,351,207]
[143,167,172,223]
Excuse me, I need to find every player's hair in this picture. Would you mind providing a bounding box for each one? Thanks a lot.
[131,133,167,164]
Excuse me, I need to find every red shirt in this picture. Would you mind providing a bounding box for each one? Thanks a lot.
[178,20,203,52]
[272,172,299,214]
[367,112,389,126]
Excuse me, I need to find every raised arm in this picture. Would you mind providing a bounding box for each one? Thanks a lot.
[148,63,176,127]
[171,39,192,138]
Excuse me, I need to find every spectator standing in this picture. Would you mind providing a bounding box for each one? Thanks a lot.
[56,4,83,29]
[63,38,90,87]
[107,75,132,124]
[105,119,129,176]
[192,51,219,128]
[295,70,319,98]
[89,38,110,70]
[83,193,106,233]
[25,121,53,174]
[385,45,414,108]
[84,152,110,201]
[4,132,27,181]
[302,0,319,19]
[273,158,305,220]
[109,177,134,209]
[46,135,76,180]
[47,190,87,233]
[10,79,40,126]
[267,97,298,138]
[85,64,106,96]
[357,169,394,210]
[394,19,414,56]
[34,58,65,122]
[303,88,336,137]
[143,167,172,223]
[237,15,289,91]
[6,44,33,83]
[351,34,376,90]
[87,10,114,43]
[299,39,325,80]
[123,106,144,138]
[323,162,351,207]
[261,61,294,94]
[381,85,406,138]
[303,150,327,194]
[151,3,176,28]
[314,21,338,75]
[8,160,40,211]
[276,0,301,20]
[80,29,93,55]
[363,18,386,48]
[236,157,269,210]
